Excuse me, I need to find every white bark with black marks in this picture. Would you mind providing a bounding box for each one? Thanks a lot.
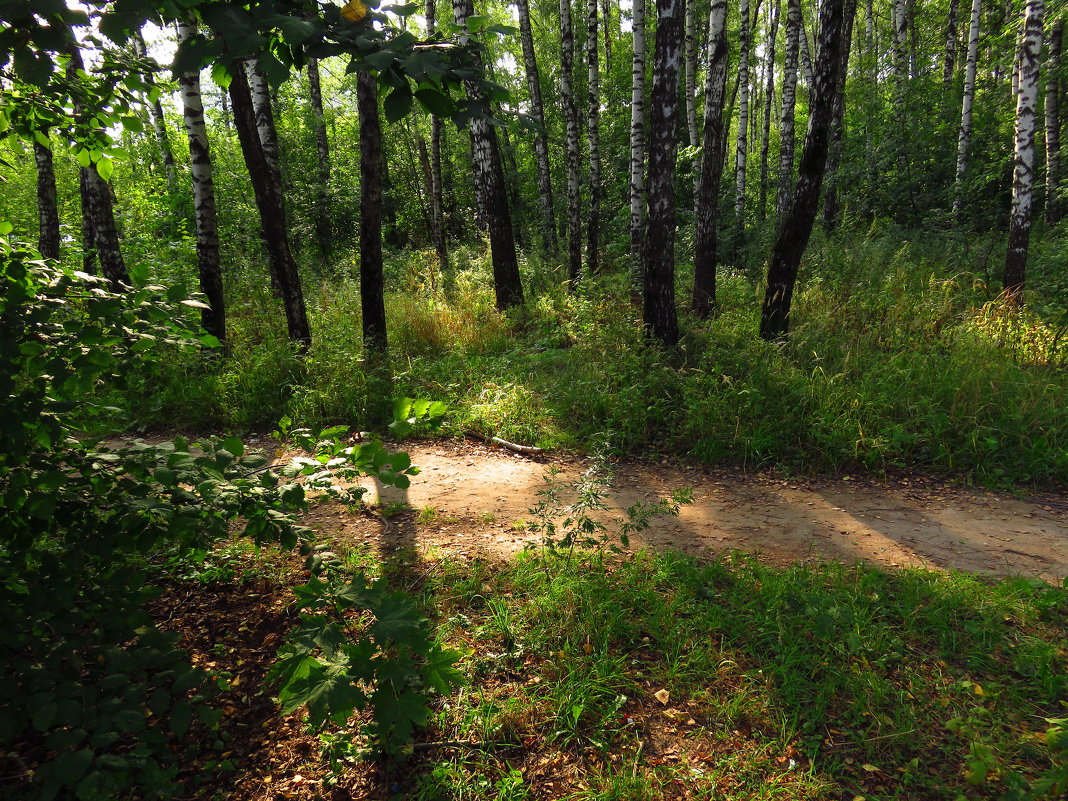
[587,0,601,274]
[953,0,982,215]
[778,0,802,216]
[516,0,557,255]
[560,0,583,283]
[734,0,752,247]
[684,0,699,147]
[630,0,648,290]
[34,138,60,260]
[759,0,780,220]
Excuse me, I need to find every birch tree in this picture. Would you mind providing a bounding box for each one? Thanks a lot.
[734,0,753,248]
[454,0,524,309]
[630,0,648,289]
[943,0,961,83]
[758,0,780,219]
[1045,18,1062,224]
[822,0,857,232]
[560,0,583,283]
[644,0,686,348]
[33,138,60,260]
[515,0,557,254]
[953,0,982,215]
[684,0,699,147]
[1003,0,1044,300]
[425,0,448,272]
[307,57,332,266]
[777,0,802,215]
[760,0,850,339]
[692,0,730,318]
[178,18,224,342]
[587,0,602,274]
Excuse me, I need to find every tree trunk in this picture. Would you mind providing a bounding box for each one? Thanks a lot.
[228,65,311,348]
[307,57,332,267]
[692,0,730,318]
[178,19,225,342]
[516,0,558,255]
[246,58,283,197]
[79,166,95,273]
[425,0,449,273]
[602,0,613,73]
[1004,0,1044,300]
[586,0,601,274]
[454,0,524,309]
[778,0,802,216]
[684,0,699,147]
[893,0,908,97]
[33,138,60,260]
[953,0,982,215]
[733,0,752,250]
[798,9,814,86]
[356,71,387,354]
[131,30,177,193]
[760,0,849,340]
[630,0,648,292]
[759,0,780,221]
[643,0,686,348]
[1045,19,1062,224]
[822,0,857,232]
[560,0,583,283]
[943,0,961,84]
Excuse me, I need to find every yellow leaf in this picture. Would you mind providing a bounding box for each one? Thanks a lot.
[341,0,368,22]
[972,683,986,696]
[654,689,670,705]
[862,763,878,772]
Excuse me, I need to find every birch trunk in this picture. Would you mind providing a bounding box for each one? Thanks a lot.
[1045,19,1062,224]
[630,0,648,291]
[760,0,849,339]
[893,0,908,97]
[684,0,699,147]
[822,0,857,232]
[734,0,752,248]
[425,0,449,272]
[759,0,780,220]
[454,0,524,309]
[692,0,730,318]
[943,0,961,84]
[178,19,225,342]
[131,30,177,193]
[357,71,387,354]
[228,66,310,348]
[79,167,95,273]
[644,0,686,348]
[602,0,614,72]
[247,58,283,197]
[953,0,982,215]
[516,0,558,254]
[560,0,583,283]
[799,11,814,86]
[1004,0,1044,299]
[777,0,802,215]
[587,0,602,274]
[34,138,60,260]
[307,57,332,266]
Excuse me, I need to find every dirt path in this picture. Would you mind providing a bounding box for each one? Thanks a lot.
[279,438,1068,583]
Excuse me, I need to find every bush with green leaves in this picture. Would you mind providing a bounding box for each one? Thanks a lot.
[0,239,453,799]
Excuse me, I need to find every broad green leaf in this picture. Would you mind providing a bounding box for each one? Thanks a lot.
[95,156,114,182]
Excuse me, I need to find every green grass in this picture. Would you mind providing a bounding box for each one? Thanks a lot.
[397,550,1067,800]
[125,227,1068,486]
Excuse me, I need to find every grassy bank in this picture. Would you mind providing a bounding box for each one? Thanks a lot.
[127,225,1068,486]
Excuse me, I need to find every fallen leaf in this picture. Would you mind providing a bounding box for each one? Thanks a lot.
[862,763,878,772]
[654,689,671,705]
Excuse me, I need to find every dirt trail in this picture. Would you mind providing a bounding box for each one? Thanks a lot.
[286,438,1068,583]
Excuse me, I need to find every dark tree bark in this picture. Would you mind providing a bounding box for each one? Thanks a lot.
[1045,19,1062,225]
[178,18,225,342]
[943,0,961,84]
[228,65,311,349]
[643,0,686,348]
[760,0,850,340]
[78,166,95,273]
[560,0,583,283]
[629,0,648,292]
[357,71,387,354]
[516,0,557,255]
[425,0,449,273]
[822,0,857,232]
[586,0,602,274]
[33,138,60,260]
[454,0,524,309]
[692,0,729,318]
[307,57,332,267]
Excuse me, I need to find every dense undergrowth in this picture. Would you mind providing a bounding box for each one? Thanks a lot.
[129,223,1068,487]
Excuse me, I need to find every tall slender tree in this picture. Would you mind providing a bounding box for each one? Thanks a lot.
[131,29,177,193]
[357,71,387,354]
[1004,0,1044,300]
[758,0,780,220]
[454,0,524,309]
[953,0,982,215]
[733,0,753,249]
[425,0,449,272]
[644,0,686,348]
[684,0,699,148]
[692,0,730,318]
[777,0,802,215]
[33,137,60,260]
[587,0,602,274]
[228,63,310,348]
[178,18,224,342]
[560,0,583,283]
[307,57,332,266]
[630,0,648,291]
[760,0,851,339]
[515,0,557,254]
[943,0,961,83]
[1045,18,1062,225]
[822,0,857,232]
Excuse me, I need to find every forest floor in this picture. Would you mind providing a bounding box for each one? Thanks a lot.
[154,437,1068,801]
[288,437,1068,585]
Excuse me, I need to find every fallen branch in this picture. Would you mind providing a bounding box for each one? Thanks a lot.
[464,430,544,456]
